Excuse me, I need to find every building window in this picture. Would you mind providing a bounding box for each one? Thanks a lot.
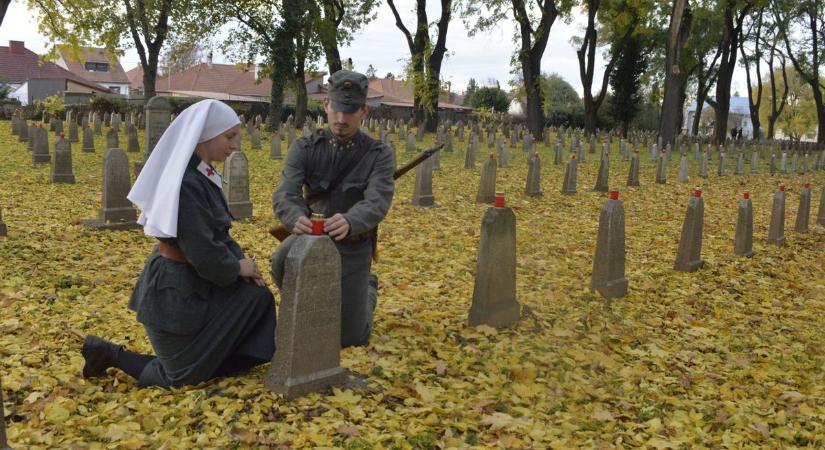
[108,86,121,94]
[85,62,109,72]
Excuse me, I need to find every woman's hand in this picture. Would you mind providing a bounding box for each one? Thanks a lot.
[239,258,266,287]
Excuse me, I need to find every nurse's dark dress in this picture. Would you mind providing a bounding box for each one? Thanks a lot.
[128,154,276,387]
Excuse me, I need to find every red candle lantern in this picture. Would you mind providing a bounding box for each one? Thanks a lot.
[494,190,506,208]
[610,190,619,201]
[311,213,325,236]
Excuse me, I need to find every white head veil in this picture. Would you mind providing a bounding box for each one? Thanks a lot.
[127,99,240,238]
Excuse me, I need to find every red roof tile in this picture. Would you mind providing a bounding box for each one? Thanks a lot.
[56,46,130,84]
[0,43,108,91]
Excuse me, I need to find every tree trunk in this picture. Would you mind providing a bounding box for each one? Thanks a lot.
[713,6,749,144]
[659,0,692,148]
[1,0,11,30]
[766,52,788,140]
[294,59,308,126]
[422,0,451,132]
[691,79,707,136]
[511,0,557,140]
[321,0,343,74]
[740,9,763,140]
[142,65,157,100]
[267,32,293,131]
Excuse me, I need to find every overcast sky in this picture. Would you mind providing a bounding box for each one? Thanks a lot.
[0,0,749,97]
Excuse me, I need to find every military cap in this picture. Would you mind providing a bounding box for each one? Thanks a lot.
[328,70,369,113]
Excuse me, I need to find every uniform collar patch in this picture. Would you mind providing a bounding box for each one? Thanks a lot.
[197,161,222,187]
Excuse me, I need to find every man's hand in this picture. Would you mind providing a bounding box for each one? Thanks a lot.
[324,213,350,241]
[292,216,313,235]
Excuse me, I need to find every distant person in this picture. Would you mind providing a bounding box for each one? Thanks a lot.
[731,127,737,140]
[737,127,743,140]
[81,100,276,388]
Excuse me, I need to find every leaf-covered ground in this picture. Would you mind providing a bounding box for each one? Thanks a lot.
[1,121,824,449]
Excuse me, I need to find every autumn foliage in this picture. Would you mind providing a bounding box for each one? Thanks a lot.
[1,123,824,448]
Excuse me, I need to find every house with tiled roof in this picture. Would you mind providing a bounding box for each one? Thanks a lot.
[126,56,327,104]
[366,77,472,121]
[54,46,131,97]
[0,40,110,105]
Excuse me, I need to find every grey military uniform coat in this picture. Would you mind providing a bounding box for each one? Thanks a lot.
[129,154,276,387]
[272,128,395,347]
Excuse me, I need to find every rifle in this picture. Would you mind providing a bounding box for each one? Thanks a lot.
[268,143,444,241]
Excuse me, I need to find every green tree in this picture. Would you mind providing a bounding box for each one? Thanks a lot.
[529,72,583,127]
[315,0,379,74]
[29,0,197,100]
[469,86,509,112]
[206,0,301,130]
[772,0,825,145]
[464,0,574,140]
[574,0,651,135]
[758,68,817,141]
[609,34,648,137]
[387,0,455,131]
[463,78,478,106]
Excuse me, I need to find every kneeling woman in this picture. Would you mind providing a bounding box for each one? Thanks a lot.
[81,100,276,387]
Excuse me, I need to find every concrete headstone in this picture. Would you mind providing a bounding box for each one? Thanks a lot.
[767,186,786,246]
[794,183,811,233]
[51,134,75,183]
[411,156,436,207]
[561,156,578,195]
[264,235,346,399]
[734,192,754,257]
[476,154,497,203]
[32,126,50,164]
[468,204,520,328]
[591,191,627,298]
[82,127,95,152]
[83,148,140,230]
[222,151,253,219]
[674,190,705,272]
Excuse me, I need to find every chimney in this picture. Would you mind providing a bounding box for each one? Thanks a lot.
[9,41,25,55]
[207,51,213,69]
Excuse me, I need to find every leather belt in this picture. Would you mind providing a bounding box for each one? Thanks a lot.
[158,242,189,264]
[339,229,375,245]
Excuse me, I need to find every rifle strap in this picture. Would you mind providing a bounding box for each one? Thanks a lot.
[306,140,371,205]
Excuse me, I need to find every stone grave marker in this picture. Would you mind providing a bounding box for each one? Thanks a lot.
[250,127,262,150]
[591,191,627,298]
[476,153,497,203]
[111,112,120,133]
[717,151,726,176]
[468,197,520,328]
[678,152,689,183]
[464,136,477,169]
[52,133,75,183]
[525,152,542,197]
[734,192,754,257]
[735,151,744,175]
[594,151,609,192]
[68,119,78,143]
[561,155,578,195]
[627,151,640,187]
[767,185,786,245]
[674,189,705,272]
[0,208,7,237]
[497,139,508,168]
[699,151,709,178]
[82,148,140,230]
[93,113,102,136]
[106,127,119,150]
[138,96,172,173]
[222,151,253,219]
[411,156,435,207]
[750,151,758,173]
[127,125,140,152]
[32,125,50,164]
[445,132,453,152]
[770,153,777,175]
[816,187,825,227]
[791,151,798,172]
[780,151,787,172]
[406,131,416,153]
[264,235,347,399]
[655,150,667,184]
[82,126,95,152]
[17,120,28,143]
[270,133,283,160]
[794,183,811,233]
